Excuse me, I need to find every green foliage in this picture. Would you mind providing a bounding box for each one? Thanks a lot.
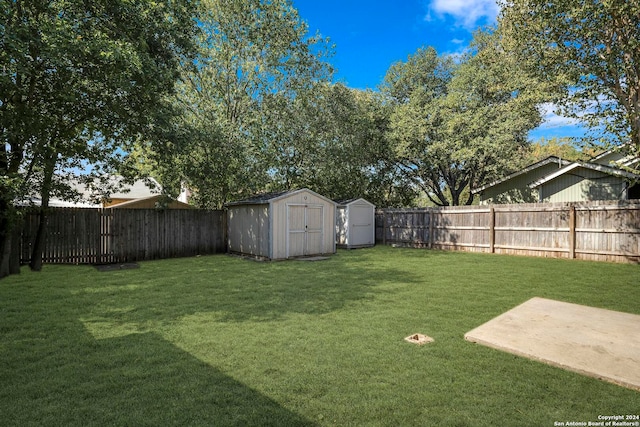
[138,0,413,208]
[384,31,543,206]
[145,0,333,209]
[498,0,640,159]
[524,137,593,165]
[260,83,415,206]
[0,0,198,274]
[2,247,639,425]
[1,0,197,174]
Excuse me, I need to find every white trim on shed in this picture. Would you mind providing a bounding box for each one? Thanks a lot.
[335,198,376,249]
[227,188,336,260]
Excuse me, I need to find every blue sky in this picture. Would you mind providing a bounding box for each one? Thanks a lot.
[292,0,588,142]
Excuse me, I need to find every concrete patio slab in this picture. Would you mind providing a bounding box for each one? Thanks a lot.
[464,297,640,391]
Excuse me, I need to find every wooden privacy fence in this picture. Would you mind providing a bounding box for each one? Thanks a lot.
[18,208,226,265]
[376,200,640,263]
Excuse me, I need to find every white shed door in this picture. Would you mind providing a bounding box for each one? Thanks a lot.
[350,204,373,246]
[287,204,324,257]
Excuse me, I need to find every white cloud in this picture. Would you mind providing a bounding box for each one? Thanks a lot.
[537,103,580,129]
[428,0,500,28]
[528,103,588,141]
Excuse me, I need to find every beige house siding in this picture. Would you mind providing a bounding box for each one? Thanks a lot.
[227,205,270,258]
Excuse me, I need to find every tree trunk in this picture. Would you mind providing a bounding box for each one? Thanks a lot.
[0,234,11,279]
[29,157,56,271]
[10,222,21,274]
[0,196,15,278]
[28,208,47,271]
[0,136,14,278]
[0,207,20,278]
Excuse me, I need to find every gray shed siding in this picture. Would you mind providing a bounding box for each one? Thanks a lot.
[336,199,375,248]
[270,191,335,259]
[227,189,335,260]
[227,204,270,258]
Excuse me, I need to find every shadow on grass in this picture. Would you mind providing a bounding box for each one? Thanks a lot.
[0,248,426,426]
[2,327,315,427]
[77,250,424,326]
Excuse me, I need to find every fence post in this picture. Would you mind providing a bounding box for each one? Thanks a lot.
[382,210,387,245]
[568,205,576,259]
[9,219,23,274]
[428,208,434,249]
[223,209,228,253]
[489,206,495,254]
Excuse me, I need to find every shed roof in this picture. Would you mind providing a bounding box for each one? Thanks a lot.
[335,197,375,207]
[227,188,336,206]
[227,190,291,205]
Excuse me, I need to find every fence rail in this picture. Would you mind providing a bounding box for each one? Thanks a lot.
[17,208,226,265]
[14,201,640,266]
[376,200,640,263]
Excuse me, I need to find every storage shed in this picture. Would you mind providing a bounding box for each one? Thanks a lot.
[227,188,336,260]
[335,198,376,249]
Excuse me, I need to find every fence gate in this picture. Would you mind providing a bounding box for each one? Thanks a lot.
[17,207,225,265]
[18,208,122,265]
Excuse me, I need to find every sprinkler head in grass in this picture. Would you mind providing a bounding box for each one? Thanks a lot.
[404,333,433,345]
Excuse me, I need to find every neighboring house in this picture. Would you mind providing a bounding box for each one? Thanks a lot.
[21,176,192,209]
[99,177,192,209]
[100,177,162,207]
[105,194,193,210]
[473,152,640,204]
[472,156,572,204]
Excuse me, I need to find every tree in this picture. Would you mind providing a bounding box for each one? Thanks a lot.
[385,34,542,206]
[259,83,413,206]
[498,0,640,159]
[145,0,333,209]
[0,0,197,276]
[525,137,594,165]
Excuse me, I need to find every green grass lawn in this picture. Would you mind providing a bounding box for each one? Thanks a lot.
[1,246,638,426]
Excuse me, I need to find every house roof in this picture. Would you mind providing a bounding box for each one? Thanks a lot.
[227,188,335,206]
[62,175,161,202]
[109,177,161,199]
[105,194,193,209]
[590,145,640,167]
[18,175,163,208]
[472,156,571,194]
[528,161,640,188]
[16,197,100,208]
